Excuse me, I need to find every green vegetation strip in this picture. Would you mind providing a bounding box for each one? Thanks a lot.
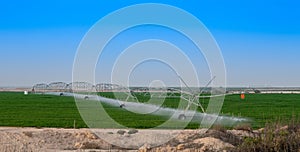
[0,92,300,129]
[0,92,87,128]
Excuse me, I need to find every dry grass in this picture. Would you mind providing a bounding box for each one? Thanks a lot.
[234,123,253,132]
[212,124,227,133]
[233,121,300,152]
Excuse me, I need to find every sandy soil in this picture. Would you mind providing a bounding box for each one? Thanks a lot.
[0,127,258,152]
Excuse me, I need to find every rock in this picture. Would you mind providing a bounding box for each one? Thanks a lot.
[227,130,256,138]
[193,137,234,151]
[74,142,82,149]
[176,133,189,143]
[117,130,126,135]
[176,144,184,150]
[128,129,138,134]
[85,131,97,139]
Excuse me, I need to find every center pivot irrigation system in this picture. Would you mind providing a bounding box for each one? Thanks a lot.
[117,75,220,120]
[32,76,227,121]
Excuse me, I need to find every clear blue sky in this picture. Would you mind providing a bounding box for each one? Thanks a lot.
[0,0,300,87]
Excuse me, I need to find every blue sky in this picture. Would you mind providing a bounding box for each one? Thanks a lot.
[0,0,300,87]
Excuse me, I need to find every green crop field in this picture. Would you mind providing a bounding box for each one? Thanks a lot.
[0,92,176,128]
[99,92,300,128]
[221,93,300,128]
[0,92,300,129]
[0,92,87,128]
